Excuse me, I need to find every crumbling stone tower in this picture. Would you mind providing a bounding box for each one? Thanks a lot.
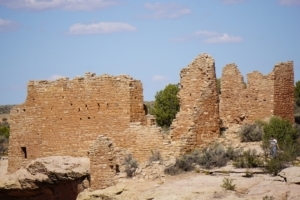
[171,53,220,152]
[220,61,294,127]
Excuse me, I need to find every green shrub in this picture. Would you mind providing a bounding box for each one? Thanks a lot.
[0,125,9,139]
[0,135,8,155]
[233,149,263,168]
[261,116,300,175]
[295,80,300,107]
[197,144,228,169]
[164,144,242,175]
[239,123,263,142]
[123,154,138,178]
[152,84,180,127]
[243,169,254,178]
[164,165,182,176]
[263,195,275,200]
[264,157,286,176]
[221,177,236,191]
[149,150,162,163]
[262,116,300,159]
[262,117,299,148]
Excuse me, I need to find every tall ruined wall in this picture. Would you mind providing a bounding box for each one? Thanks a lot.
[219,64,248,126]
[8,73,145,173]
[220,62,294,127]
[273,62,294,122]
[171,53,220,151]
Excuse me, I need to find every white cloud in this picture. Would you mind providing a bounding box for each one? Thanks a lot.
[193,30,219,37]
[49,74,65,81]
[68,22,137,35]
[279,0,300,5]
[221,0,245,5]
[0,0,118,11]
[0,18,18,32]
[193,30,243,44]
[204,33,243,44]
[143,3,191,19]
[152,75,168,81]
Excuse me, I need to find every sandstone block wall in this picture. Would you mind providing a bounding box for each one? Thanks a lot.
[8,73,146,173]
[273,62,294,122]
[171,53,220,152]
[89,135,116,190]
[7,54,294,191]
[220,62,294,127]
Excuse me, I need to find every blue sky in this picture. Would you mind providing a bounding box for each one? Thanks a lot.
[0,0,299,104]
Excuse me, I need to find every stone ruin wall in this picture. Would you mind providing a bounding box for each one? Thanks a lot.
[273,62,294,122]
[89,123,179,190]
[170,54,220,152]
[220,61,294,127]
[8,72,180,189]
[7,53,294,190]
[8,73,147,173]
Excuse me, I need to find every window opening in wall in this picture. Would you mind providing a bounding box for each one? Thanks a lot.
[80,118,82,120]
[78,108,80,112]
[21,147,27,159]
[70,103,73,106]
[88,117,90,119]
[116,164,120,173]
[23,109,26,112]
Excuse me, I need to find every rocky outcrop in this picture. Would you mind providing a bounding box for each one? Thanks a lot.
[279,166,300,184]
[0,156,89,200]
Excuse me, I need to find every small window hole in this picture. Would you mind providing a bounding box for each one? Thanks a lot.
[21,147,27,159]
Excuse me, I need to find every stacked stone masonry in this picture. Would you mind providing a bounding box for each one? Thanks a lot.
[219,61,294,127]
[170,53,220,152]
[8,73,146,173]
[7,54,294,191]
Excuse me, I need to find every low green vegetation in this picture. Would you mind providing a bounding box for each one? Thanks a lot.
[262,195,275,200]
[165,116,300,177]
[221,177,236,191]
[261,116,300,175]
[295,80,300,107]
[233,149,263,168]
[0,118,9,139]
[239,122,263,142]
[123,154,138,178]
[164,143,242,175]
[0,118,9,155]
[148,150,163,163]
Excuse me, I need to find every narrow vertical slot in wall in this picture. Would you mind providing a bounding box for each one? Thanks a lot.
[21,147,27,159]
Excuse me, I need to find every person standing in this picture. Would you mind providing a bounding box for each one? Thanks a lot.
[270,135,280,158]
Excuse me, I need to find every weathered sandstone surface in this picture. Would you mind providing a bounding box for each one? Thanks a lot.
[0,156,89,200]
[77,165,300,200]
